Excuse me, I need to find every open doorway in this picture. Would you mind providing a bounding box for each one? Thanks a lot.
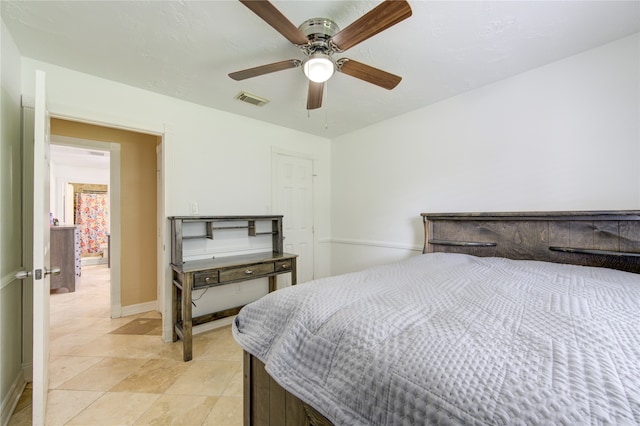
[50,144,111,268]
[49,143,111,326]
[49,118,162,318]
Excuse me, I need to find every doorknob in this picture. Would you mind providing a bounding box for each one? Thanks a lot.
[15,267,60,280]
[45,267,61,277]
[15,270,32,280]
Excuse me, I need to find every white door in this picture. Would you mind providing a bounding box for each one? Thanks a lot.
[273,154,314,283]
[28,70,52,425]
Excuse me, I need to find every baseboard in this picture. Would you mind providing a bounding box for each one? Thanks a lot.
[162,316,234,343]
[120,300,157,317]
[1,371,26,426]
[193,316,235,335]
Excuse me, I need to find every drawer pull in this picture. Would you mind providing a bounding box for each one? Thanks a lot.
[245,269,254,275]
[205,277,212,283]
[280,263,290,269]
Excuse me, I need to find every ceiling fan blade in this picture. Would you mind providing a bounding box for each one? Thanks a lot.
[229,59,301,81]
[330,0,412,52]
[337,59,401,90]
[239,0,309,46]
[307,81,324,110]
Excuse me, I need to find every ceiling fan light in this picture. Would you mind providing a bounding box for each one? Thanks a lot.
[303,54,334,83]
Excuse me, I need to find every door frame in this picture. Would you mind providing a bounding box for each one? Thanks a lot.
[44,114,169,324]
[49,115,173,322]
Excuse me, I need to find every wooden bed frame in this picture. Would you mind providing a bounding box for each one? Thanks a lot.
[243,210,640,426]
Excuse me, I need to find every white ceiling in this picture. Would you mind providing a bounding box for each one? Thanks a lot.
[2,1,638,138]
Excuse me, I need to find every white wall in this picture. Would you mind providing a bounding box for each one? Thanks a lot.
[331,33,640,275]
[49,162,109,224]
[19,58,332,337]
[0,18,27,426]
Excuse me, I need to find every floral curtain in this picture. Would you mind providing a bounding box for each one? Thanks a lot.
[75,192,109,255]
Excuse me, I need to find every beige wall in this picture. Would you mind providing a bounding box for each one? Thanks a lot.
[50,119,160,307]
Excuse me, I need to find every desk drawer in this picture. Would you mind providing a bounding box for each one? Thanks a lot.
[220,263,274,283]
[275,260,293,272]
[194,271,219,288]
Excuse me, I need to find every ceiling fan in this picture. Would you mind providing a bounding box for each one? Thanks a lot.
[229,0,412,110]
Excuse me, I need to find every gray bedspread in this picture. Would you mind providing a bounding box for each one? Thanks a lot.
[232,253,640,425]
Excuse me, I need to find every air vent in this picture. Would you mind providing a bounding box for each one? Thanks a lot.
[235,91,269,107]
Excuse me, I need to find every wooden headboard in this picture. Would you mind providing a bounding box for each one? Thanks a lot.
[421,211,640,274]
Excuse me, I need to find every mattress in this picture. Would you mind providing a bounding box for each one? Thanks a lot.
[233,253,640,425]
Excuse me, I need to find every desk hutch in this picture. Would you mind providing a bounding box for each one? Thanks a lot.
[169,215,297,361]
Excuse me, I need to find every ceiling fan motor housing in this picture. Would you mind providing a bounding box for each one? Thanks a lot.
[298,18,340,53]
[298,18,340,83]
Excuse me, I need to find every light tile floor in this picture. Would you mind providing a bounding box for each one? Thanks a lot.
[9,264,243,426]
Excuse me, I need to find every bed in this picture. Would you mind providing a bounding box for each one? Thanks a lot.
[232,211,640,425]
